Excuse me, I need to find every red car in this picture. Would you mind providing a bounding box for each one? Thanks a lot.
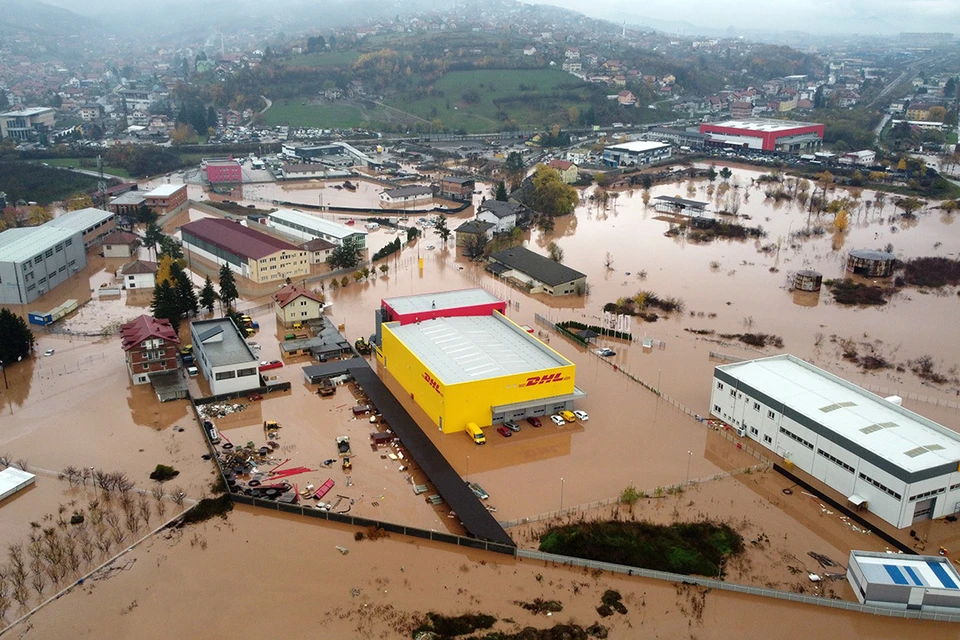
[526,417,542,428]
[496,426,512,437]
[259,360,284,372]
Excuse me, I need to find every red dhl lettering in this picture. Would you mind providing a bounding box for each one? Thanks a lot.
[423,372,442,394]
[523,372,567,387]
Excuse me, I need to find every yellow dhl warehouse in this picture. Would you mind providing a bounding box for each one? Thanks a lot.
[380,312,585,433]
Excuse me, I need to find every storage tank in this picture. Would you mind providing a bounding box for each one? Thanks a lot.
[846,250,896,277]
[794,270,822,292]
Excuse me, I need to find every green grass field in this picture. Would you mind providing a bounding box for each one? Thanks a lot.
[263,101,383,128]
[284,50,361,68]
[40,158,131,178]
[389,69,592,133]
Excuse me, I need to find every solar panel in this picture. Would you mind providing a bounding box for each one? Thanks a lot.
[904,446,929,458]
[820,403,841,413]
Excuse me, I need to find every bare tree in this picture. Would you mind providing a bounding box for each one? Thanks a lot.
[151,485,167,517]
[173,487,187,508]
[14,459,28,472]
[137,494,152,528]
[603,252,614,270]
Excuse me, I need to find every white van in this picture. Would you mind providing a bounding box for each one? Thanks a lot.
[187,366,199,377]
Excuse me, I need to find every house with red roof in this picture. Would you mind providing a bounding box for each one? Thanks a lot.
[546,159,579,184]
[101,230,141,258]
[272,283,326,326]
[120,315,181,385]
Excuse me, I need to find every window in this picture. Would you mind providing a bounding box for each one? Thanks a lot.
[142,363,149,370]
[749,426,759,436]
[65,238,73,246]
[767,410,776,419]
[717,382,724,390]
[730,388,736,397]
[909,488,945,502]
[301,311,308,317]
[817,448,854,473]
[56,244,63,252]
[713,404,721,413]
[858,472,902,500]
[763,435,772,444]
[300,300,307,306]
[214,371,236,380]
[34,256,42,265]
[236,368,257,377]
[779,426,813,450]
[58,265,66,273]
[753,402,760,411]
[44,249,53,258]
[951,483,960,492]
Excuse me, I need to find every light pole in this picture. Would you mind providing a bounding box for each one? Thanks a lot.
[0,360,6,389]
[685,451,693,485]
[466,455,470,481]
[560,477,565,511]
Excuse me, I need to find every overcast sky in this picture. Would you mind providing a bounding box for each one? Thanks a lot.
[525,0,960,35]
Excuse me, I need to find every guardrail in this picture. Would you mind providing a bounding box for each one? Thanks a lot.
[516,549,960,623]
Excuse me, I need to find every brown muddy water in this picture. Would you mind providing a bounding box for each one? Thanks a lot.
[3,164,960,635]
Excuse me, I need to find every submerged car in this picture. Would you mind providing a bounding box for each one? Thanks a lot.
[595,348,616,357]
[526,416,542,428]
[550,414,566,426]
[573,410,589,422]
[496,426,512,437]
[503,421,521,432]
[259,360,283,371]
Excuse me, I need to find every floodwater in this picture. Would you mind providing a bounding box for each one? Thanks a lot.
[3,163,960,635]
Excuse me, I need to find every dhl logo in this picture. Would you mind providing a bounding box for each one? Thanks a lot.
[523,372,568,387]
[423,372,442,395]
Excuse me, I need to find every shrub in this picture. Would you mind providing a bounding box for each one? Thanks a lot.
[149,464,180,482]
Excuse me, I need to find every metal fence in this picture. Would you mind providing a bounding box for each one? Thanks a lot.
[516,549,960,622]
[229,492,516,556]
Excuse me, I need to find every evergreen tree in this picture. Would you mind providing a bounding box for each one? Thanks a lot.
[218,264,238,310]
[150,280,180,333]
[325,236,363,270]
[159,236,184,260]
[176,271,200,317]
[0,308,35,365]
[433,215,450,244]
[144,222,164,259]
[200,276,217,313]
[494,180,509,201]
[206,106,218,130]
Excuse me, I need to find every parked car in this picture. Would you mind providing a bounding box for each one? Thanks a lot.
[259,360,283,371]
[595,348,616,357]
[573,410,589,422]
[526,416,542,428]
[560,410,577,422]
[43,349,55,357]
[503,420,521,432]
[550,414,566,426]
[496,426,512,437]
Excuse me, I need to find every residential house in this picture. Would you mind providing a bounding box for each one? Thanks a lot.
[454,220,495,247]
[906,102,934,121]
[546,160,578,184]
[617,91,637,106]
[77,104,104,121]
[190,318,261,395]
[300,237,336,264]
[438,176,476,199]
[486,246,586,296]
[272,284,326,326]
[730,101,754,119]
[120,315,180,385]
[476,200,530,233]
[523,46,537,56]
[118,259,158,290]
[101,230,140,258]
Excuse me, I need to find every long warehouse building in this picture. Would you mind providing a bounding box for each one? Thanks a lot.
[700,118,824,152]
[180,218,308,284]
[377,289,584,434]
[711,354,960,529]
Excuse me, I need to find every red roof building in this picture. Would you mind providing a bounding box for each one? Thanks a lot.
[120,315,181,385]
[180,218,308,284]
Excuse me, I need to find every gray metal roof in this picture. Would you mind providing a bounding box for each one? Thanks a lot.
[849,250,896,261]
[0,226,80,263]
[717,355,960,473]
[655,195,708,209]
[49,207,114,232]
[478,200,524,219]
[386,314,571,385]
[191,319,257,367]
[269,208,368,241]
[455,220,495,234]
[110,192,147,206]
[488,246,586,287]
[383,185,433,198]
[383,288,502,316]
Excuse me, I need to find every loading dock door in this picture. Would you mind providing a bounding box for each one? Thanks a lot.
[913,497,936,523]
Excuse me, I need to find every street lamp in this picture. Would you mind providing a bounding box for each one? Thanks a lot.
[560,477,565,511]
[466,455,470,481]
[685,451,693,485]
[0,360,7,389]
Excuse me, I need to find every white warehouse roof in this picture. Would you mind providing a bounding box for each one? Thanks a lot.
[0,226,79,263]
[145,183,186,197]
[49,207,114,232]
[717,355,960,474]
[851,551,960,590]
[707,118,819,132]
[383,288,502,316]
[269,208,367,241]
[604,140,671,153]
[386,314,571,385]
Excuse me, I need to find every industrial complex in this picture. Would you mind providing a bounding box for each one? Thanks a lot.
[376,289,584,434]
[699,118,825,152]
[711,355,960,529]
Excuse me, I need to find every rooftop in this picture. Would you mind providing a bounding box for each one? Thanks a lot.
[852,551,960,590]
[49,207,114,232]
[705,118,822,132]
[191,318,257,367]
[478,200,525,219]
[386,314,571,385]
[109,192,147,206]
[145,184,186,198]
[655,195,709,209]
[849,249,896,261]
[0,107,54,117]
[455,220,495,234]
[181,218,302,261]
[119,260,157,275]
[120,314,179,351]
[273,283,323,309]
[383,288,503,317]
[489,246,586,287]
[0,226,79,264]
[269,209,367,241]
[604,140,671,153]
[102,230,140,245]
[383,185,434,198]
[440,176,475,185]
[300,237,337,252]
[717,355,960,474]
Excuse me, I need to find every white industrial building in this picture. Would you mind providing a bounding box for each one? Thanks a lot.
[847,550,960,612]
[711,355,960,529]
[190,318,261,396]
[267,209,367,248]
[601,140,672,167]
[0,226,86,305]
